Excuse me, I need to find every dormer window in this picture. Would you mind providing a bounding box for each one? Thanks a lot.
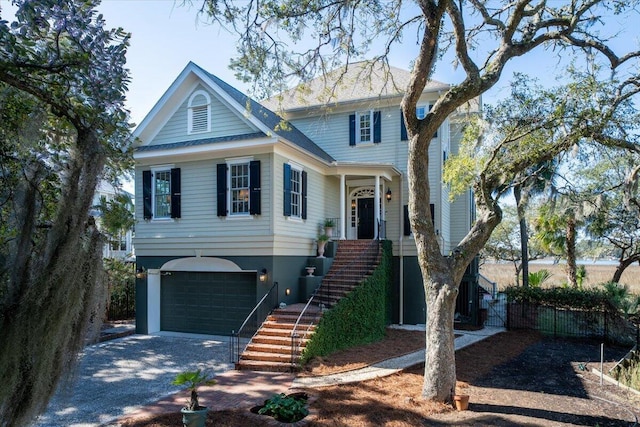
[187,90,211,134]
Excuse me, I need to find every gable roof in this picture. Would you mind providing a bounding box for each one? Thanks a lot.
[262,61,450,112]
[133,62,335,163]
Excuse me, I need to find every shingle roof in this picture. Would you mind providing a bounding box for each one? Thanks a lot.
[135,132,266,152]
[262,61,450,111]
[194,63,335,163]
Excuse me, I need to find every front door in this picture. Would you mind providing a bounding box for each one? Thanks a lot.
[357,198,375,239]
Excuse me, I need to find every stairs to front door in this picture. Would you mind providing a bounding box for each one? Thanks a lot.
[235,240,381,372]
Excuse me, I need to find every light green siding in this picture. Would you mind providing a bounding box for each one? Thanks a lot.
[151,84,259,146]
[135,153,274,255]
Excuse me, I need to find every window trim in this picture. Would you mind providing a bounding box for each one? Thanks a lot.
[356,110,373,144]
[227,159,251,217]
[149,164,175,221]
[289,163,303,219]
[187,90,211,135]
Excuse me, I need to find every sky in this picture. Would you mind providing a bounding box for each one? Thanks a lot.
[1,1,638,134]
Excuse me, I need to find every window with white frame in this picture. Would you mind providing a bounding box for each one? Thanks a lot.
[416,105,427,119]
[188,90,211,134]
[357,110,373,143]
[153,169,171,218]
[229,162,250,216]
[290,167,302,218]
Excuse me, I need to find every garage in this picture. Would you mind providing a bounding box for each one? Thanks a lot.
[158,257,257,336]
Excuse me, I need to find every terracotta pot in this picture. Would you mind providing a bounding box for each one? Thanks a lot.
[453,394,469,411]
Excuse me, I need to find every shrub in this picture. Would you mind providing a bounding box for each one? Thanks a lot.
[258,393,308,423]
[301,240,392,363]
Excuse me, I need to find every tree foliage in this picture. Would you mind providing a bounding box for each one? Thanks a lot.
[0,2,131,425]
[195,0,640,402]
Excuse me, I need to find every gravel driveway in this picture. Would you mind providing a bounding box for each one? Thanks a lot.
[33,333,232,427]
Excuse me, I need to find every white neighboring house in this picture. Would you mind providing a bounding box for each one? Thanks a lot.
[91,180,135,260]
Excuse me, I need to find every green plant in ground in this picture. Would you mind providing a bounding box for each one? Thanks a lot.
[611,351,640,391]
[301,240,392,363]
[258,393,308,423]
[172,370,216,411]
[528,269,552,288]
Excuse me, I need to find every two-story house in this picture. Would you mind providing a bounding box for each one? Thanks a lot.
[132,61,477,336]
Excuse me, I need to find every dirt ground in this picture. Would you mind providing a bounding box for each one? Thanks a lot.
[122,328,640,426]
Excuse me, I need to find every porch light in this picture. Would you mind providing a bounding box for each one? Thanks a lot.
[385,188,392,202]
[259,268,268,282]
[135,267,147,279]
[285,288,291,296]
[351,199,356,208]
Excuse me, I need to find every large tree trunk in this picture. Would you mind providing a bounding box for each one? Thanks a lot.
[565,216,577,288]
[0,130,107,427]
[422,272,458,401]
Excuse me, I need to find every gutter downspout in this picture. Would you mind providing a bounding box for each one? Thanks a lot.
[399,173,404,325]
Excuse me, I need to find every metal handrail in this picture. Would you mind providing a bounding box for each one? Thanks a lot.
[478,273,497,299]
[230,281,278,363]
[290,239,381,368]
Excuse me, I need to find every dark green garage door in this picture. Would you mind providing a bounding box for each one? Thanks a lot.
[160,271,256,335]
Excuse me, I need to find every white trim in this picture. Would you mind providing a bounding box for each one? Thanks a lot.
[356,110,374,144]
[226,156,254,164]
[289,163,303,219]
[187,90,211,134]
[147,269,161,334]
[227,160,251,217]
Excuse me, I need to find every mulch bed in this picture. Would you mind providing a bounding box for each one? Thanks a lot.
[121,328,640,426]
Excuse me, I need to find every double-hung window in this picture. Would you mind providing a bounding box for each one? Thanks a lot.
[283,163,307,219]
[216,159,261,217]
[349,111,381,145]
[142,167,181,220]
[358,111,372,143]
[153,170,171,218]
[229,162,250,216]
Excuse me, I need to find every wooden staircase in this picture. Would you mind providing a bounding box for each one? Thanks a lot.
[235,240,381,372]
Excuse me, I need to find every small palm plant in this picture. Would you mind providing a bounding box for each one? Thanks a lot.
[172,370,216,411]
[528,269,552,288]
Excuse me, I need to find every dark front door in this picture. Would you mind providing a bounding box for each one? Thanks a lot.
[357,197,375,239]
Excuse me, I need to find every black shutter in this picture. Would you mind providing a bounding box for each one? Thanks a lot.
[142,170,152,220]
[216,163,227,217]
[283,163,291,216]
[349,114,356,146]
[400,111,408,141]
[373,111,381,143]
[170,168,181,219]
[403,205,411,236]
[249,160,261,215]
[301,170,308,220]
[430,203,435,223]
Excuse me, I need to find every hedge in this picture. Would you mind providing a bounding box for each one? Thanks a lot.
[300,240,392,364]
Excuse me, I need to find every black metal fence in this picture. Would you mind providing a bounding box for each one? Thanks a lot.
[506,302,639,347]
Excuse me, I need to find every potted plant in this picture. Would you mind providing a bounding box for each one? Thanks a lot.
[172,369,216,427]
[323,219,335,238]
[317,234,330,258]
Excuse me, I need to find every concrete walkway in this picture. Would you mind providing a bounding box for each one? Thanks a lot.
[291,326,505,388]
